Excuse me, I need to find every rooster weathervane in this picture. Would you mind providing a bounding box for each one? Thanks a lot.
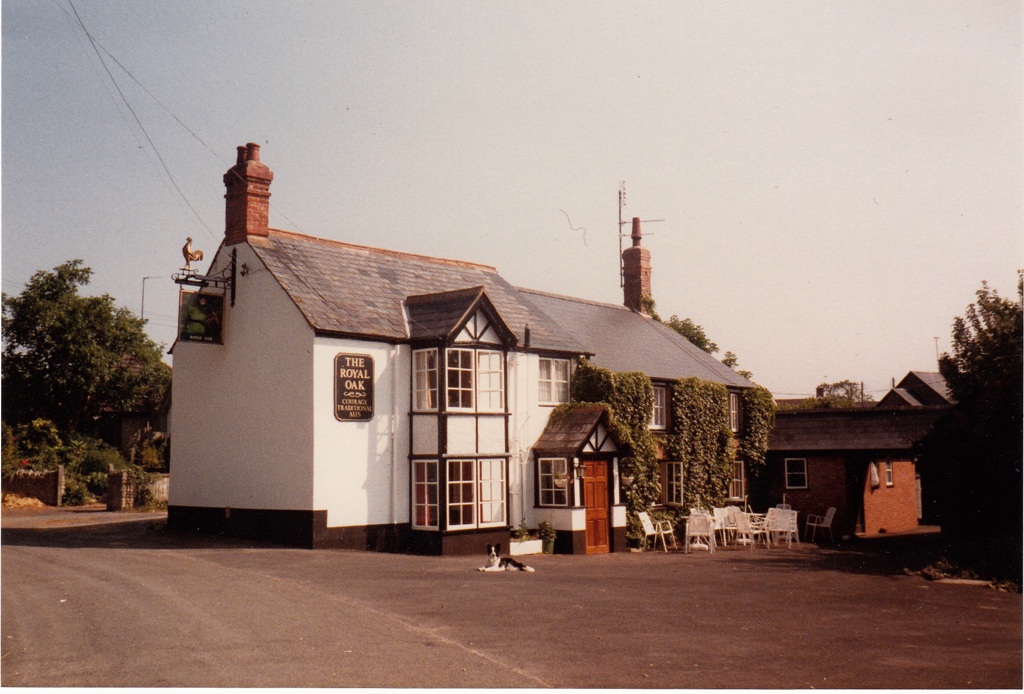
[181,237,204,273]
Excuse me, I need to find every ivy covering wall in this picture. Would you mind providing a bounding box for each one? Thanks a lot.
[570,358,658,541]
[664,377,735,510]
[739,385,776,467]
[564,358,777,542]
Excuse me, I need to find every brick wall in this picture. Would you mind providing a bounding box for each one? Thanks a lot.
[2,466,65,506]
[862,458,918,535]
[769,455,854,538]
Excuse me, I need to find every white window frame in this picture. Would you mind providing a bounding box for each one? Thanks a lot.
[665,461,683,504]
[884,460,894,487]
[651,384,668,430]
[785,458,808,490]
[477,458,506,527]
[445,458,507,530]
[446,348,475,410]
[447,459,477,529]
[539,358,570,405]
[476,350,505,413]
[729,459,745,501]
[413,349,439,412]
[729,391,741,432]
[412,460,438,529]
[538,457,569,507]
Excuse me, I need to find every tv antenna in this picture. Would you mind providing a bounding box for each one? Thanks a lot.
[618,181,664,287]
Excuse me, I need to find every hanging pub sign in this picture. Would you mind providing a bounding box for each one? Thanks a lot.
[335,353,374,421]
[178,290,225,344]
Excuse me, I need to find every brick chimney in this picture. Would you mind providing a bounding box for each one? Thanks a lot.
[622,217,651,313]
[224,143,274,245]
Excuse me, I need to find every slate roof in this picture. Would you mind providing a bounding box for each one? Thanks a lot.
[768,408,946,453]
[518,288,752,387]
[876,388,924,408]
[248,230,577,352]
[533,405,610,455]
[245,229,751,388]
[902,371,953,405]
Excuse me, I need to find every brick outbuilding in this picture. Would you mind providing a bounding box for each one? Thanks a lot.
[762,408,946,538]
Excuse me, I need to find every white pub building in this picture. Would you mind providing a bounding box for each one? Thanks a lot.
[169,143,751,555]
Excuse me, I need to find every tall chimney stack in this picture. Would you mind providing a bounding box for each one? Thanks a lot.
[622,217,652,313]
[224,142,274,245]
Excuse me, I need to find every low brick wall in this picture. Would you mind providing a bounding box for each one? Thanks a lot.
[2,466,65,506]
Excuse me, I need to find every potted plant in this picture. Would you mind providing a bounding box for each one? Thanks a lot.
[538,520,557,554]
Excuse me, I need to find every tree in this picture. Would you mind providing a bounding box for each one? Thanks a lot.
[2,260,171,433]
[792,379,872,409]
[921,277,1022,546]
[641,297,719,354]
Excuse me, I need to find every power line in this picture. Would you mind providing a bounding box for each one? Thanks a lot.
[65,0,217,240]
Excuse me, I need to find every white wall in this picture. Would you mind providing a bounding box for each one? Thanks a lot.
[311,338,411,528]
[170,243,316,510]
[507,352,567,529]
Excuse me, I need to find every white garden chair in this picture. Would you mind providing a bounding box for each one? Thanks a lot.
[806,507,836,543]
[639,511,676,552]
[734,511,768,550]
[684,511,716,553]
[765,508,798,548]
[712,507,736,546]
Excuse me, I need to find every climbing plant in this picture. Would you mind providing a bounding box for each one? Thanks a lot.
[739,385,776,468]
[570,358,659,542]
[665,377,735,510]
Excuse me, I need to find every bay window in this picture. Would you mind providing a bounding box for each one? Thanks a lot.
[446,458,507,530]
[413,460,438,529]
[447,349,475,409]
[413,349,438,411]
[476,350,504,412]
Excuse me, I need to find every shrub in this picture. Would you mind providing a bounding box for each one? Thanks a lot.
[62,476,91,506]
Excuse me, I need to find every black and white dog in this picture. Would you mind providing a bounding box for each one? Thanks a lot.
[477,543,535,572]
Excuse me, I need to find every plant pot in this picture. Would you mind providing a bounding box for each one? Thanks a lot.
[510,539,542,556]
[542,538,555,554]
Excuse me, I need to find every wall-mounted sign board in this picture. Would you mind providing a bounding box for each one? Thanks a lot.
[335,353,374,421]
[178,290,224,344]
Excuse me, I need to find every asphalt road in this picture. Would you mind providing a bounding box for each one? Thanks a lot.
[2,507,1021,688]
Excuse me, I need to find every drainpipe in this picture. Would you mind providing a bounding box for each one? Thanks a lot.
[390,344,399,525]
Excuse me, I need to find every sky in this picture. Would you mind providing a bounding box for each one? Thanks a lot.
[3,0,1021,399]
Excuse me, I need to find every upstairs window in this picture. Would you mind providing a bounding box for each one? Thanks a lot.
[446,349,475,409]
[413,349,439,411]
[651,385,668,430]
[539,358,570,404]
[729,392,742,432]
[884,460,894,487]
[476,350,504,412]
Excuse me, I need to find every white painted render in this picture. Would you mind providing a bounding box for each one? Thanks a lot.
[173,259,622,539]
[311,336,410,528]
[170,243,316,510]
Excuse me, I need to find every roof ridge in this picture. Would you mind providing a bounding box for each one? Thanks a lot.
[267,228,498,272]
[515,285,634,312]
